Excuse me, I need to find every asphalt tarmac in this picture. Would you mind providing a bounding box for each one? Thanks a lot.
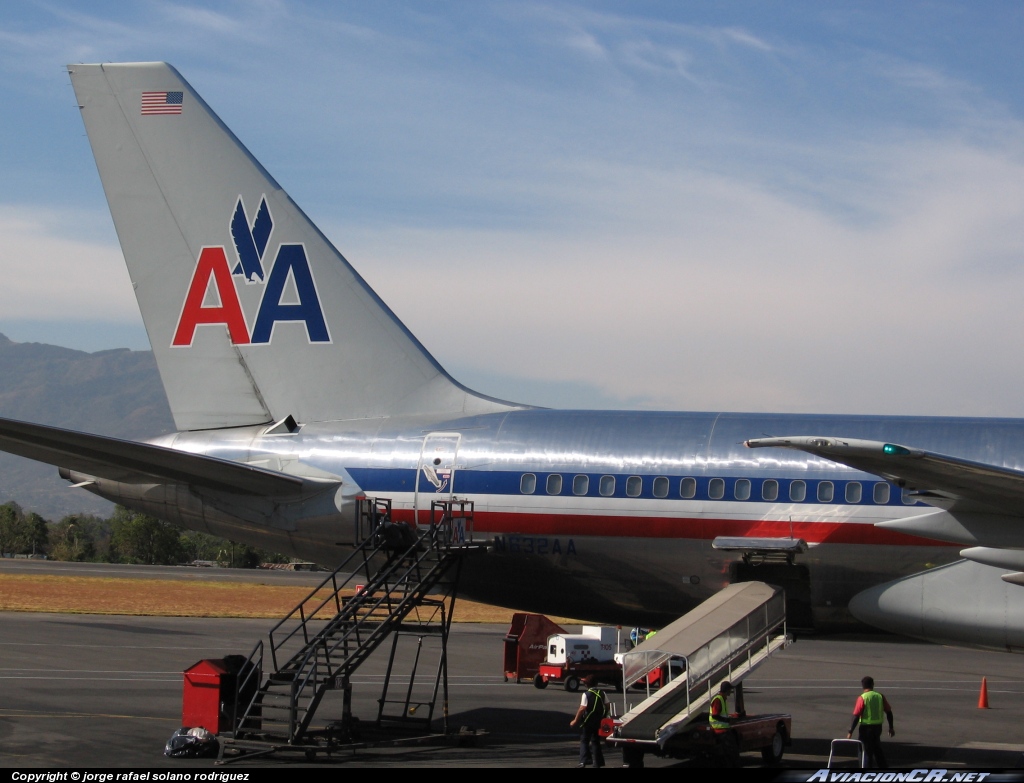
[0,558,328,586]
[2,560,1024,769]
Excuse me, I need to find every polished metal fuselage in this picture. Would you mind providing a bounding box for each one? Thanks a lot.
[63,62,1012,636]
[85,408,1021,628]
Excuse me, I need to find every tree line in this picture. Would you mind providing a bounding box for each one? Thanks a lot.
[0,502,290,567]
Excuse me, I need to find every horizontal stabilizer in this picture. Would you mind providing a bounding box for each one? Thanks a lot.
[0,416,305,497]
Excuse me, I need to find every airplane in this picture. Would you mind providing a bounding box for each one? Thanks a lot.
[2,61,1022,652]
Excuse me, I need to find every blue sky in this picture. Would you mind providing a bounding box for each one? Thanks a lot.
[2,2,1024,415]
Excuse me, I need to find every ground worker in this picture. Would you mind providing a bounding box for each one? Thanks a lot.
[846,676,895,768]
[570,674,607,767]
[709,680,734,732]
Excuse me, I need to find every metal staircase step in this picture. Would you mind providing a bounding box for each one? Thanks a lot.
[229,500,475,746]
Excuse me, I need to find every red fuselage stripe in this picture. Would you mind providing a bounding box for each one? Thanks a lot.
[392,508,951,547]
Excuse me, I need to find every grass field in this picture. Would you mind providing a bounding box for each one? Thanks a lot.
[0,573,575,624]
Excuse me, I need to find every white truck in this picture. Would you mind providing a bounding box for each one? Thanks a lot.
[534,625,622,692]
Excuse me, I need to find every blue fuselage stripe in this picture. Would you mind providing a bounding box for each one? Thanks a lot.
[344,467,918,506]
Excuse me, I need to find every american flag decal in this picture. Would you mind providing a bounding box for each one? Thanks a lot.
[141,91,183,115]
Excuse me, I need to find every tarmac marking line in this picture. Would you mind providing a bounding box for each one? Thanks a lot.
[750,685,1024,692]
[0,643,228,649]
[959,742,1024,751]
[0,669,182,674]
[0,676,180,682]
[0,711,179,721]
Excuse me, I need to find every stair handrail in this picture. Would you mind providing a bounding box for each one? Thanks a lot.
[284,529,441,686]
[231,499,478,744]
[283,533,463,739]
[230,639,264,738]
[283,505,474,653]
[267,524,401,671]
[274,523,440,674]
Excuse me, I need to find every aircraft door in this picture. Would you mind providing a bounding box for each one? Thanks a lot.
[414,432,461,527]
[733,560,814,631]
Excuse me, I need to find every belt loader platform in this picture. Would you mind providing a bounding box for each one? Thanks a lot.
[607,581,791,764]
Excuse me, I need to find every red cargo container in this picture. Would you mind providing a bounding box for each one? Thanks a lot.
[503,613,566,683]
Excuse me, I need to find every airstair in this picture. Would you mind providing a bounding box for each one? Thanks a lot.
[219,497,482,759]
[608,581,790,752]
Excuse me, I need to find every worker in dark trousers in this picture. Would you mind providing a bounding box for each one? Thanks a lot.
[846,676,895,768]
[570,675,607,767]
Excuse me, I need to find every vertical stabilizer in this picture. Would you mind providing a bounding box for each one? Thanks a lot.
[68,62,518,430]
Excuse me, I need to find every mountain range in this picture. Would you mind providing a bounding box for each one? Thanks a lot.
[0,334,174,519]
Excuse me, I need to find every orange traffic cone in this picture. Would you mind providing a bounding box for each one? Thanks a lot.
[978,677,990,709]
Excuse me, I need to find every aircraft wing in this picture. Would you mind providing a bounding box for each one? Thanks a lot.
[745,435,1024,563]
[744,435,1024,511]
[0,416,305,497]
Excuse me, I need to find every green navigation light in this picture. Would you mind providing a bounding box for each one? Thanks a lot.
[883,444,910,456]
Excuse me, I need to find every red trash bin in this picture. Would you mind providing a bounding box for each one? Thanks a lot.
[183,658,230,733]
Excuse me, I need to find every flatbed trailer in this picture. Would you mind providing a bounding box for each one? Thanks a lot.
[611,709,791,767]
[534,661,621,692]
[669,710,791,764]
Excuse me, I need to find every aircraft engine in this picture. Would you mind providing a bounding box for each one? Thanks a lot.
[849,559,1024,652]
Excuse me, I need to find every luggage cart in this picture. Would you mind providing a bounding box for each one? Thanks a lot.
[828,738,865,768]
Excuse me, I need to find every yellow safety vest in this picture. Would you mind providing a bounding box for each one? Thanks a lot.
[860,690,884,726]
[583,688,606,728]
[709,693,730,730]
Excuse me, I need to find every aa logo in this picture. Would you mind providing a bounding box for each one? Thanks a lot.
[172,196,330,346]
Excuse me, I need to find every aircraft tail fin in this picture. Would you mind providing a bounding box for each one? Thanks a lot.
[68,62,518,430]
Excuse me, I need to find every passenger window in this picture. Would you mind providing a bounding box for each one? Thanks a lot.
[572,475,589,496]
[653,476,669,498]
[599,475,615,496]
[817,481,834,503]
[546,474,563,495]
[520,473,536,494]
[790,480,806,502]
[762,479,779,501]
[626,476,642,497]
[845,482,862,503]
[902,488,916,505]
[734,479,751,500]
[873,482,890,504]
[709,478,725,500]
[680,477,697,499]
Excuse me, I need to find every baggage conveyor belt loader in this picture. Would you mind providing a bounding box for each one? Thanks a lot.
[606,581,792,767]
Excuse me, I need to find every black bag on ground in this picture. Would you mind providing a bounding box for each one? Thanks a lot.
[164,726,219,758]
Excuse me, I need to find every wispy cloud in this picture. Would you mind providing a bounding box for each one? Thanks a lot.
[157,2,250,35]
[331,125,1024,416]
[525,3,781,92]
[3,1,1024,416]
[720,27,774,53]
[0,206,137,321]
[563,28,606,60]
